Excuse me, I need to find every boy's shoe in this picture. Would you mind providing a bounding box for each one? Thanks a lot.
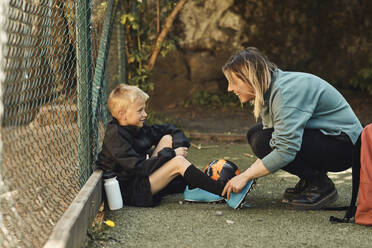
[282,178,307,202]
[183,186,225,203]
[226,179,256,209]
[284,175,338,210]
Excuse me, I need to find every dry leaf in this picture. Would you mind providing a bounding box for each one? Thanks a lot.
[226,219,234,224]
[242,153,254,158]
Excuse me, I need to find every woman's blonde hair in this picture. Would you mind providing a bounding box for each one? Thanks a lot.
[107,84,149,118]
[222,47,277,120]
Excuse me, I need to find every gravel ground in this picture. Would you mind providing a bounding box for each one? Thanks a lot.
[86,143,372,248]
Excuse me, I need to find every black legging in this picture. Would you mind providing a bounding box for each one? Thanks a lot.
[247,123,354,179]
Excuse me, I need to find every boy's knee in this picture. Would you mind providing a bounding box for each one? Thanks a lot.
[171,155,188,164]
[167,155,190,174]
[159,134,172,146]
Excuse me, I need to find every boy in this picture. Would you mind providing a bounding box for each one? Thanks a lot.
[96,84,251,208]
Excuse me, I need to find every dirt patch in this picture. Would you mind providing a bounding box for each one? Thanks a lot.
[151,104,256,135]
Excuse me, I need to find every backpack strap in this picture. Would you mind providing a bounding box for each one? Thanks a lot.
[330,134,361,223]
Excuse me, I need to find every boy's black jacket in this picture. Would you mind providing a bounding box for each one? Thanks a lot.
[96,118,190,181]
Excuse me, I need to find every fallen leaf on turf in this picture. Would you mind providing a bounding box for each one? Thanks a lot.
[104,220,115,227]
[226,219,234,224]
[191,142,218,149]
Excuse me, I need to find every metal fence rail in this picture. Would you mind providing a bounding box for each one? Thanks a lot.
[0,0,118,247]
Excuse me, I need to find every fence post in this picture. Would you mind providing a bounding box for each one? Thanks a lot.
[76,0,93,187]
[117,1,127,84]
[91,0,116,129]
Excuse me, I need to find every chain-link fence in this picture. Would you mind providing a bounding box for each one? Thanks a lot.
[0,0,122,247]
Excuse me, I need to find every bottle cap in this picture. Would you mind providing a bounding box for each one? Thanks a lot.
[103,171,117,180]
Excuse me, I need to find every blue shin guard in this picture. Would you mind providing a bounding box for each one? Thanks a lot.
[183,186,224,203]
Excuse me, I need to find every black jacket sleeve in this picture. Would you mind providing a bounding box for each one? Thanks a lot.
[96,122,176,180]
[148,124,190,148]
[110,138,175,177]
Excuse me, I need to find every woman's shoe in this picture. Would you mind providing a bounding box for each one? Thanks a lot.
[183,186,225,203]
[282,178,307,202]
[284,176,338,210]
[226,179,256,209]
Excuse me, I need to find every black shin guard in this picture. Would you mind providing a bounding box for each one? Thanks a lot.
[183,164,225,196]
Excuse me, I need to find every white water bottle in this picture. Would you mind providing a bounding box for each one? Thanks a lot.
[103,173,123,210]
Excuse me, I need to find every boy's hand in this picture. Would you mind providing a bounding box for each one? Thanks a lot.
[174,147,188,157]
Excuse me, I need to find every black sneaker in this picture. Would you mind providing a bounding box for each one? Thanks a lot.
[282,178,307,202]
[284,175,338,210]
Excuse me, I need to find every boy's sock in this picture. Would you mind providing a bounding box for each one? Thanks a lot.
[183,165,225,196]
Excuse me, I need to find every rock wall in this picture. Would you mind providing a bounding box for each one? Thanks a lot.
[150,0,372,107]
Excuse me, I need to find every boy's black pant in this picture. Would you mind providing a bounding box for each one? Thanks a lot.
[247,123,354,180]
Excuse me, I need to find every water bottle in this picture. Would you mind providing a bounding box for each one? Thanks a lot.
[103,171,123,210]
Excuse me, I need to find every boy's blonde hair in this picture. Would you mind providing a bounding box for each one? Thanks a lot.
[107,84,149,118]
[222,47,277,120]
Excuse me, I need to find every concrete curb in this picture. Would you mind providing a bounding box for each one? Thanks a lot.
[43,170,103,248]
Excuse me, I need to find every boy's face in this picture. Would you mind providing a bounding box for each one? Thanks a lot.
[120,100,147,127]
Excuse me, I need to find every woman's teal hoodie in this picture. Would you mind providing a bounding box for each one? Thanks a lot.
[260,69,362,173]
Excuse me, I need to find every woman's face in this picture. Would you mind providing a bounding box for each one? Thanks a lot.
[225,71,256,103]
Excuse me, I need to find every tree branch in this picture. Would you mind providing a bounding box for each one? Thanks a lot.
[147,0,187,70]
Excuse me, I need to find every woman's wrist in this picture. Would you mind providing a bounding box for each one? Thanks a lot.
[242,158,270,180]
[242,169,252,181]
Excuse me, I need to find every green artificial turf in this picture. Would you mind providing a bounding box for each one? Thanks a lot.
[86,143,372,248]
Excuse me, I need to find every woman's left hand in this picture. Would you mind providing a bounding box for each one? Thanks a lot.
[222,173,250,200]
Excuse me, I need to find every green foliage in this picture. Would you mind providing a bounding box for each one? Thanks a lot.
[145,108,178,126]
[350,58,372,95]
[121,0,178,93]
[183,91,241,108]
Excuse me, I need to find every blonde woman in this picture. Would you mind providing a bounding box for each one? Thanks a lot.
[222,47,362,210]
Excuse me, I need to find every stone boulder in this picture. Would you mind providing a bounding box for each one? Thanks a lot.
[178,0,244,51]
[150,0,372,107]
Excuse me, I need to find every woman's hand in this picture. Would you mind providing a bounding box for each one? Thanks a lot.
[222,158,270,199]
[174,147,188,157]
[222,173,250,200]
